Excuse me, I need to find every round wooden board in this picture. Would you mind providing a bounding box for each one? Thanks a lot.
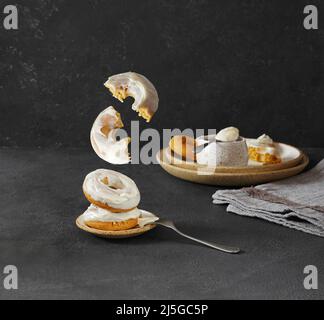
[164,142,303,173]
[76,216,156,239]
[157,150,309,186]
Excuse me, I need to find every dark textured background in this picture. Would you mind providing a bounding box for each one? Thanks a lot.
[1,1,324,300]
[0,0,323,148]
[1,148,324,300]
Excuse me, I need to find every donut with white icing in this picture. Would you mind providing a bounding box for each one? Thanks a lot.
[90,106,130,165]
[81,169,159,231]
[83,169,140,212]
[104,72,159,122]
[81,204,158,231]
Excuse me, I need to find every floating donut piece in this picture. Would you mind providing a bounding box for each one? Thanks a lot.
[169,135,197,161]
[83,169,140,212]
[90,106,130,165]
[104,72,159,122]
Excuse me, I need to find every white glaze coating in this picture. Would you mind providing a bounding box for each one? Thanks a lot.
[104,72,159,119]
[216,127,239,142]
[83,169,140,210]
[90,106,130,164]
[82,204,159,227]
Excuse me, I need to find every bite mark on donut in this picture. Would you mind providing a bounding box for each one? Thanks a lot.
[100,111,124,137]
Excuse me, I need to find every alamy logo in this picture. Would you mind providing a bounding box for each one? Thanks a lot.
[2,5,18,30]
[303,265,318,290]
[303,5,318,30]
[3,265,18,290]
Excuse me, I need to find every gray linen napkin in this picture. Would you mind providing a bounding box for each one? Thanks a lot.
[212,160,324,237]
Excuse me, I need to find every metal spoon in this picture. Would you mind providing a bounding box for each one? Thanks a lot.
[156,219,240,254]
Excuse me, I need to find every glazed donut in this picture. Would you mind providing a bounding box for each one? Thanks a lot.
[82,205,140,231]
[104,72,159,122]
[90,106,130,165]
[81,204,159,231]
[169,135,197,161]
[83,169,140,212]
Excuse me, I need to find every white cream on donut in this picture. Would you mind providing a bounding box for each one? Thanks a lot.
[83,169,140,210]
[90,106,130,164]
[104,72,159,122]
[81,204,159,228]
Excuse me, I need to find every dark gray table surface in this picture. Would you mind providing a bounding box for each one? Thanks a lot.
[0,147,324,300]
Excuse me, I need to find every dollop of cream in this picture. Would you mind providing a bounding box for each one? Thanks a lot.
[83,169,140,210]
[256,134,273,145]
[247,134,276,155]
[216,127,239,142]
[82,204,159,227]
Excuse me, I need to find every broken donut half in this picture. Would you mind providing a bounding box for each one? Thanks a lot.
[104,71,159,123]
[91,72,159,164]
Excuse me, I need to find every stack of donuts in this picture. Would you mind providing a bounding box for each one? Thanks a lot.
[81,169,158,231]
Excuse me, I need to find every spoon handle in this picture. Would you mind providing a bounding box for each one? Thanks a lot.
[157,221,240,254]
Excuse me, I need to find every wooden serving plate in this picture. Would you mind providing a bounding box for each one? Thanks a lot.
[164,141,303,173]
[157,150,309,186]
[76,215,156,239]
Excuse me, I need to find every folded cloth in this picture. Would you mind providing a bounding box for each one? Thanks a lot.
[212,160,324,237]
